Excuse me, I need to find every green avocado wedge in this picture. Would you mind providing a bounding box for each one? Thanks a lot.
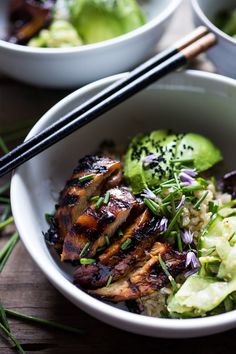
[176,133,223,172]
[124,131,223,195]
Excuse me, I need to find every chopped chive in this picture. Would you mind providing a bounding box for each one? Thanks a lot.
[5,309,85,335]
[0,233,19,273]
[160,179,176,186]
[162,189,180,203]
[158,255,178,292]
[0,182,10,195]
[182,185,204,192]
[95,197,104,209]
[0,233,19,261]
[0,302,10,332]
[97,246,106,253]
[211,176,218,191]
[166,207,184,235]
[79,174,96,183]
[80,258,95,265]
[203,247,216,256]
[1,205,11,222]
[193,191,209,210]
[121,238,132,250]
[103,191,110,205]
[90,195,100,202]
[229,232,236,242]
[0,322,25,354]
[153,187,162,195]
[106,275,113,287]
[79,242,90,257]
[174,172,180,189]
[196,177,209,187]
[45,212,54,224]
[0,196,10,204]
[144,198,158,215]
[118,229,123,237]
[105,235,110,246]
[202,213,218,236]
[161,183,177,189]
[208,201,219,214]
[0,137,9,154]
[171,158,194,165]
[171,196,176,217]
[0,216,14,231]
[176,229,183,252]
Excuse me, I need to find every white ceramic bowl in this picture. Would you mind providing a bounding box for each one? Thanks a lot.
[191,0,236,79]
[0,0,181,89]
[11,70,236,338]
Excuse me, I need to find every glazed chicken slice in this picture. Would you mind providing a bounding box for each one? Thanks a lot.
[61,187,137,262]
[8,0,56,44]
[46,155,121,250]
[74,210,161,289]
[89,243,186,302]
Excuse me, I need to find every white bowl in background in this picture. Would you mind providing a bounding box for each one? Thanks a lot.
[11,70,236,338]
[0,0,181,89]
[191,0,236,79]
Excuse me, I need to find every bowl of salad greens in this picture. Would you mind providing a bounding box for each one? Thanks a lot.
[191,0,236,79]
[11,69,236,338]
[0,0,182,88]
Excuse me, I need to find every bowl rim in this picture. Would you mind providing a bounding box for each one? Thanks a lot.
[0,0,182,54]
[191,0,236,45]
[10,69,236,336]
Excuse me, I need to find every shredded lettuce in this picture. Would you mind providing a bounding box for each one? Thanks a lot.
[168,206,236,317]
[69,0,146,44]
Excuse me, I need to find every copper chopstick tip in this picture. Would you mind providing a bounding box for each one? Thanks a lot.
[176,26,209,51]
[181,33,217,60]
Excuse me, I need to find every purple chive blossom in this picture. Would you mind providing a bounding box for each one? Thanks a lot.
[181,169,197,177]
[181,229,194,245]
[186,251,200,269]
[179,171,195,186]
[177,195,186,210]
[142,154,157,165]
[141,188,157,201]
[159,217,168,232]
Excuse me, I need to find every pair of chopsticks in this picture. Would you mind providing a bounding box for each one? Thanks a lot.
[0,27,216,177]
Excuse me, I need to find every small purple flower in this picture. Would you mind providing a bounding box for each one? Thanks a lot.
[141,188,157,201]
[181,169,197,177]
[179,171,195,186]
[142,154,157,165]
[177,195,186,210]
[159,217,168,232]
[181,229,194,245]
[186,251,200,269]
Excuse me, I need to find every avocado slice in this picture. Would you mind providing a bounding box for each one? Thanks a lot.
[124,131,223,195]
[176,133,223,172]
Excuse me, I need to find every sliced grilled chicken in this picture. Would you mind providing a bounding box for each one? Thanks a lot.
[46,155,121,250]
[89,243,186,302]
[74,210,161,289]
[61,187,136,262]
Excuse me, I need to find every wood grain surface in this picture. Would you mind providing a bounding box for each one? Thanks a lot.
[1,1,235,353]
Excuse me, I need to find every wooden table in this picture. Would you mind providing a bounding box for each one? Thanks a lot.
[1,1,234,353]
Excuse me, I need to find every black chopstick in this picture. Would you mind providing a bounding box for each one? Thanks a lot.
[0,31,216,177]
[0,27,208,167]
